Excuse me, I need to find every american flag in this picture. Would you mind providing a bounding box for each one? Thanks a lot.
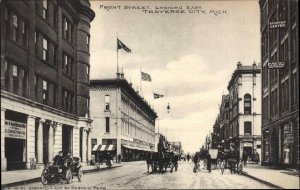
[141,71,152,82]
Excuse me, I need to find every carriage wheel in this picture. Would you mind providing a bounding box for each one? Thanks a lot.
[65,169,72,184]
[78,168,83,182]
[220,162,225,175]
[41,170,48,185]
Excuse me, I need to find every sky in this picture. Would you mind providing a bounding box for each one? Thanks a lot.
[89,0,260,154]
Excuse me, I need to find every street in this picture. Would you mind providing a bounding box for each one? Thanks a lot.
[8,161,273,189]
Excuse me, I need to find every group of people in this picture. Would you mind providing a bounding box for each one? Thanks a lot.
[53,151,74,169]
[146,151,179,174]
[192,146,212,173]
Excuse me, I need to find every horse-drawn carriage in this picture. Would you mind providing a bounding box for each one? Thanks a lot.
[219,149,243,175]
[152,151,177,173]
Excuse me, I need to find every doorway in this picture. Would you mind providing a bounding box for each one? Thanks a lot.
[62,125,73,156]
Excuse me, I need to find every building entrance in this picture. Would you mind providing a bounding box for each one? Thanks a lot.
[43,124,50,164]
[4,110,27,171]
[62,125,73,155]
[5,138,25,170]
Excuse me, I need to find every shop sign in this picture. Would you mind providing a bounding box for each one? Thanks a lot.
[269,21,286,29]
[5,120,26,139]
[267,62,285,69]
[243,142,253,147]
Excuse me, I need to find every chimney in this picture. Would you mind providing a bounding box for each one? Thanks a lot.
[116,72,121,79]
[237,61,242,68]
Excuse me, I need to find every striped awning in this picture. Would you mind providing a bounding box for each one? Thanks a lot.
[99,144,116,151]
[92,144,116,151]
[92,144,101,151]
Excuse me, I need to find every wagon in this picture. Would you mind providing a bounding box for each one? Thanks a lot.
[209,149,219,169]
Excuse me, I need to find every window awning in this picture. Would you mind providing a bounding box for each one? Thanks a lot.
[93,144,116,151]
[122,145,152,152]
[92,144,101,151]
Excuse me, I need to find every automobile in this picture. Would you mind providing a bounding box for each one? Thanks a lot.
[180,154,186,161]
[41,157,83,185]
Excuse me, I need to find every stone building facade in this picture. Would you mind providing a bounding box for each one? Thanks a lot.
[0,0,95,171]
[90,78,157,162]
[227,62,262,159]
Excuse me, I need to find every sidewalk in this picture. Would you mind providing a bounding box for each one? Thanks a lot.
[1,162,122,188]
[241,163,299,189]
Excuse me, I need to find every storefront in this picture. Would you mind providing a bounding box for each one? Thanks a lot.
[4,110,27,171]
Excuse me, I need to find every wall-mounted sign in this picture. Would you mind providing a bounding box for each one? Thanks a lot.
[268,62,285,69]
[5,120,26,139]
[269,21,286,29]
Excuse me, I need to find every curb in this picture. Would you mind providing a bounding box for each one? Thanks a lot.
[241,171,283,189]
[1,165,122,189]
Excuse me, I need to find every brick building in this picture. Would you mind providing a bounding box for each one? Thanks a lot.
[1,0,95,171]
[259,0,299,168]
[90,78,157,162]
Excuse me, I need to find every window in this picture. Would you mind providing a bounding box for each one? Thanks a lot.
[291,29,297,62]
[105,95,110,110]
[63,17,72,42]
[12,14,18,42]
[291,73,297,106]
[34,75,37,98]
[106,117,110,133]
[62,89,73,113]
[86,65,89,82]
[86,35,90,52]
[63,53,72,76]
[12,65,18,94]
[21,20,28,46]
[244,122,252,135]
[281,79,289,112]
[42,80,48,104]
[42,0,48,19]
[244,94,251,114]
[42,37,48,61]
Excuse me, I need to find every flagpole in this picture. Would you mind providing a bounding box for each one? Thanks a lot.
[116,34,119,77]
[140,67,142,96]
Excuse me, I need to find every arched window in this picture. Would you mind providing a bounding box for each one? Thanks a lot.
[244,94,251,114]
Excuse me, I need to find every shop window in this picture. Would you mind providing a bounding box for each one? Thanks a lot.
[106,117,110,133]
[244,122,252,135]
[244,94,251,114]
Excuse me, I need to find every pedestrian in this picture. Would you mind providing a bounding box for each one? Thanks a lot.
[118,154,121,163]
[170,152,179,173]
[146,151,153,173]
[255,151,260,164]
[187,154,191,162]
[242,151,248,166]
[206,152,212,173]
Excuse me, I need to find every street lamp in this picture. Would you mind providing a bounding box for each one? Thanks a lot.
[167,103,170,113]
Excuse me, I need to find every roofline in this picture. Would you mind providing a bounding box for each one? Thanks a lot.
[90,78,157,119]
